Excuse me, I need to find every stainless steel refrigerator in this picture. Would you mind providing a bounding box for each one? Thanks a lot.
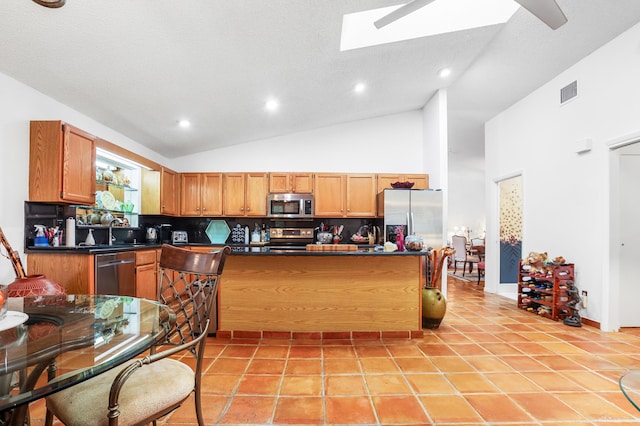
[377,189,443,249]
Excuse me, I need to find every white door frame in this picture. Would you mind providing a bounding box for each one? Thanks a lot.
[606,130,640,331]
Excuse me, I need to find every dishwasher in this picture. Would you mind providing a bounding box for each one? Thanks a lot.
[95,252,136,296]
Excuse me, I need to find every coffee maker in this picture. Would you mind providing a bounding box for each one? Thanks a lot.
[158,224,172,244]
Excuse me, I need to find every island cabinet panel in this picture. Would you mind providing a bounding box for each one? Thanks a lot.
[29,121,96,205]
[27,253,94,295]
[218,255,422,333]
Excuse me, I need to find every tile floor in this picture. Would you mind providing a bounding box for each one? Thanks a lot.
[30,275,640,425]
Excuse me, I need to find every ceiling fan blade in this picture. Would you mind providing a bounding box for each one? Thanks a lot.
[374,0,437,29]
[514,0,567,29]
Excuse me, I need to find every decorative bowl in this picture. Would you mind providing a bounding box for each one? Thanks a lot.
[405,234,424,251]
[391,181,415,189]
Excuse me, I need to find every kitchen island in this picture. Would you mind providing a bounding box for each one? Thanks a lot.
[209,248,427,339]
[27,244,429,338]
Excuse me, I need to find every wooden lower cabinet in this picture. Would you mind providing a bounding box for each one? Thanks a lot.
[135,250,158,300]
[27,253,94,294]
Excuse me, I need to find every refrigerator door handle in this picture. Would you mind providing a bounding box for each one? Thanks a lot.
[406,211,411,234]
[411,212,415,235]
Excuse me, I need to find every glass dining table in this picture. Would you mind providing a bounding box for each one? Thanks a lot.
[620,370,640,413]
[0,294,175,426]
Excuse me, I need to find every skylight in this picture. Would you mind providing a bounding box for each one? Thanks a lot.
[340,0,520,51]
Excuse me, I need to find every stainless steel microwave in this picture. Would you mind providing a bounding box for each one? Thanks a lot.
[267,194,314,218]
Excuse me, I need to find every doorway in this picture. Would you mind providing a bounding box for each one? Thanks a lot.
[616,144,640,327]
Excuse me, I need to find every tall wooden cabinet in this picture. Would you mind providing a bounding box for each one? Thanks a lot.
[180,173,223,216]
[517,261,575,321]
[223,173,268,216]
[29,121,96,205]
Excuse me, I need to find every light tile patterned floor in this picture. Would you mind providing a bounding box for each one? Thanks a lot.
[31,276,640,425]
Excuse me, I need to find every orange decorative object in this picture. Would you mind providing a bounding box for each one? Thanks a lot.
[7,274,66,298]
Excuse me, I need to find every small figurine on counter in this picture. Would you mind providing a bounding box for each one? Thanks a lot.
[395,231,405,252]
[562,279,582,327]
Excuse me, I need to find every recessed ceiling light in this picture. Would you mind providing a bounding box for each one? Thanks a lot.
[439,68,451,78]
[265,99,279,111]
[354,83,366,93]
[178,119,191,128]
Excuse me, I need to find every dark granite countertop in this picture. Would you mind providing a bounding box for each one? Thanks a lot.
[26,243,428,256]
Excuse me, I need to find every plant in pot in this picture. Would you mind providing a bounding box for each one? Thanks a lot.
[422,247,455,329]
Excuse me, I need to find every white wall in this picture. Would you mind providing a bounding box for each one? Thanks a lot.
[0,72,170,284]
[448,154,485,242]
[171,111,425,173]
[485,21,640,329]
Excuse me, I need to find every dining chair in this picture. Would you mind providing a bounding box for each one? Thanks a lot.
[451,235,481,277]
[45,244,231,426]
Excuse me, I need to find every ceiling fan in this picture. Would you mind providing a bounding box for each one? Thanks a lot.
[374,0,568,30]
[32,0,65,8]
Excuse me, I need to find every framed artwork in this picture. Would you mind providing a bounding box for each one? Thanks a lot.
[498,175,522,284]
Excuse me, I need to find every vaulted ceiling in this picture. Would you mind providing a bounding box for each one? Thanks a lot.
[1,1,639,159]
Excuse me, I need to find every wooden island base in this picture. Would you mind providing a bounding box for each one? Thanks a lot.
[217,253,425,339]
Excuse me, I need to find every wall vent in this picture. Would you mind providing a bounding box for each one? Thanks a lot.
[561,80,578,104]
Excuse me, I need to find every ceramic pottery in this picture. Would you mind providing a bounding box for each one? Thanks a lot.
[422,286,446,329]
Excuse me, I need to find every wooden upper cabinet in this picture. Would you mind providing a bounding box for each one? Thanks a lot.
[314,174,345,217]
[29,121,96,205]
[245,173,268,216]
[346,174,377,217]
[160,168,179,216]
[140,169,161,215]
[180,172,222,216]
[222,173,245,216]
[315,173,377,217]
[223,173,268,216]
[200,173,223,216]
[376,173,429,193]
[269,172,313,193]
